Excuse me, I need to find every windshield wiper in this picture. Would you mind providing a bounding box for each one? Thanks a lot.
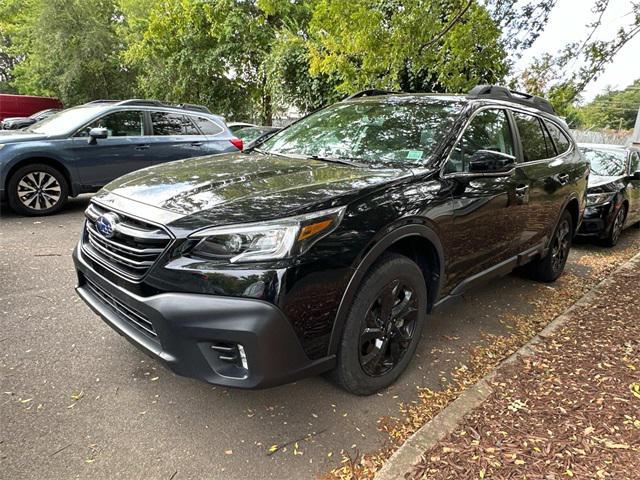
[304,154,366,168]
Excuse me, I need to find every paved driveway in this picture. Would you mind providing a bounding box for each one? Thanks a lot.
[1,196,638,480]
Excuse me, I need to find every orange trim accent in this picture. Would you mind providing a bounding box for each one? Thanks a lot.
[298,219,333,241]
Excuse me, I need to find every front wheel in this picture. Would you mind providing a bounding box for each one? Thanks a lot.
[7,164,68,216]
[597,204,626,248]
[331,253,427,395]
[528,210,573,283]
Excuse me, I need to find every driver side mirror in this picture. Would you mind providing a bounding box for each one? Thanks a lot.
[87,127,108,144]
[468,150,516,175]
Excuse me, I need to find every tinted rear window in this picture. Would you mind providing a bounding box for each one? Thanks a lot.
[545,121,571,155]
[513,112,552,162]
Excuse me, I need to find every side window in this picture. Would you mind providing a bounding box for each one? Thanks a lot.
[545,121,571,155]
[513,112,552,162]
[446,109,514,173]
[630,152,640,173]
[151,112,196,136]
[194,116,223,135]
[77,111,144,137]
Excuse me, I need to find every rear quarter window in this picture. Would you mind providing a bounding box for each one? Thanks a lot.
[193,116,223,136]
[513,112,553,162]
[544,121,572,155]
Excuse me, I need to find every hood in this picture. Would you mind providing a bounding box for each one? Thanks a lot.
[2,116,30,123]
[0,129,47,142]
[588,173,625,189]
[103,152,410,227]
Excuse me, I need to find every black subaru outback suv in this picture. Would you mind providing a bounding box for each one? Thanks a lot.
[73,85,588,395]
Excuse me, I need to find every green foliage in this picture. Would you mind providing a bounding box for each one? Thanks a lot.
[2,0,136,105]
[575,80,640,130]
[307,0,508,94]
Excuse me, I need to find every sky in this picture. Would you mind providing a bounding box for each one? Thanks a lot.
[513,0,640,103]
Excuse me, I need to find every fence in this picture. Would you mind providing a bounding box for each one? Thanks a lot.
[571,129,634,146]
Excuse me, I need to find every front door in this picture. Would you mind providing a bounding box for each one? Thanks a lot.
[626,150,640,224]
[70,110,150,188]
[442,108,523,289]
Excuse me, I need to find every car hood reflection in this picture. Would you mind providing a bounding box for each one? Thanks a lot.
[103,151,410,225]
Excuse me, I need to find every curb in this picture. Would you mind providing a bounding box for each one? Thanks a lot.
[374,252,640,480]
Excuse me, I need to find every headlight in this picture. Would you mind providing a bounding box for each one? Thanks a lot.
[0,144,5,150]
[189,206,346,263]
[586,192,615,206]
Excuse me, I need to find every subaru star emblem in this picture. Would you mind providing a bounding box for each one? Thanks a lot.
[95,212,120,239]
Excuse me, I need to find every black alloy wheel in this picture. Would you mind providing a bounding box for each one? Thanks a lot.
[358,279,418,377]
[599,205,626,247]
[550,216,571,274]
[331,253,427,395]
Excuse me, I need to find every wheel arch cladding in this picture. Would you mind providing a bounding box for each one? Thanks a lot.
[327,224,444,356]
[6,157,73,195]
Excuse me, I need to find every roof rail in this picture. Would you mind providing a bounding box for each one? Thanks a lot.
[467,85,555,115]
[343,89,401,101]
[116,99,166,108]
[84,99,213,114]
[176,103,211,114]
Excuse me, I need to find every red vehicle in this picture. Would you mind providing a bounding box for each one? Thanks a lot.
[0,94,63,121]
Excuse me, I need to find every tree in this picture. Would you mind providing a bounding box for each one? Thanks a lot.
[1,0,136,105]
[306,0,508,94]
[517,1,640,115]
[576,80,640,130]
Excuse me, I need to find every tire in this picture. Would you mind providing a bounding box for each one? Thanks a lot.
[7,163,68,216]
[331,253,427,395]
[529,210,573,283]
[597,204,626,248]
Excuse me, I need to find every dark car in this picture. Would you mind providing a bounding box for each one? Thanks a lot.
[0,99,242,216]
[233,125,281,149]
[577,143,640,246]
[1,108,61,130]
[73,85,588,395]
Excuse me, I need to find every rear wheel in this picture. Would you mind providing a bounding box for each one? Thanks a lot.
[7,164,68,216]
[529,210,572,283]
[598,204,626,248]
[332,253,427,395]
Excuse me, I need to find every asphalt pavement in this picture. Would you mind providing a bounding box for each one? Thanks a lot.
[1,195,638,480]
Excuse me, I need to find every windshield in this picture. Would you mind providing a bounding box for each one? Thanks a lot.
[260,98,464,168]
[580,147,627,176]
[27,106,104,135]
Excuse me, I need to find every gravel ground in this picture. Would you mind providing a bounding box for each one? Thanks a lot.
[406,255,640,479]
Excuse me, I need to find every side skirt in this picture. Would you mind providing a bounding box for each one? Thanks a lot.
[433,243,545,312]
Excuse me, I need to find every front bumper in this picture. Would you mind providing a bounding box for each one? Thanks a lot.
[73,246,334,389]
[577,203,612,237]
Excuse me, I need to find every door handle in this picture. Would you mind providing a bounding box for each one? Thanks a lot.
[515,184,529,197]
[558,173,570,185]
[190,142,204,147]
[134,144,150,151]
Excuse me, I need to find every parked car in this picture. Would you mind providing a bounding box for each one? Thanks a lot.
[0,99,242,215]
[233,125,281,149]
[0,93,63,121]
[73,85,588,395]
[577,143,640,246]
[1,108,61,130]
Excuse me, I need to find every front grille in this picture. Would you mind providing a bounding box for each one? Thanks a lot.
[86,278,158,340]
[82,203,172,281]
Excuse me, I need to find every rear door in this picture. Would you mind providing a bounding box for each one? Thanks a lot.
[443,108,523,286]
[511,111,573,251]
[144,111,209,165]
[69,109,150,187]
[190,115,234,155]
